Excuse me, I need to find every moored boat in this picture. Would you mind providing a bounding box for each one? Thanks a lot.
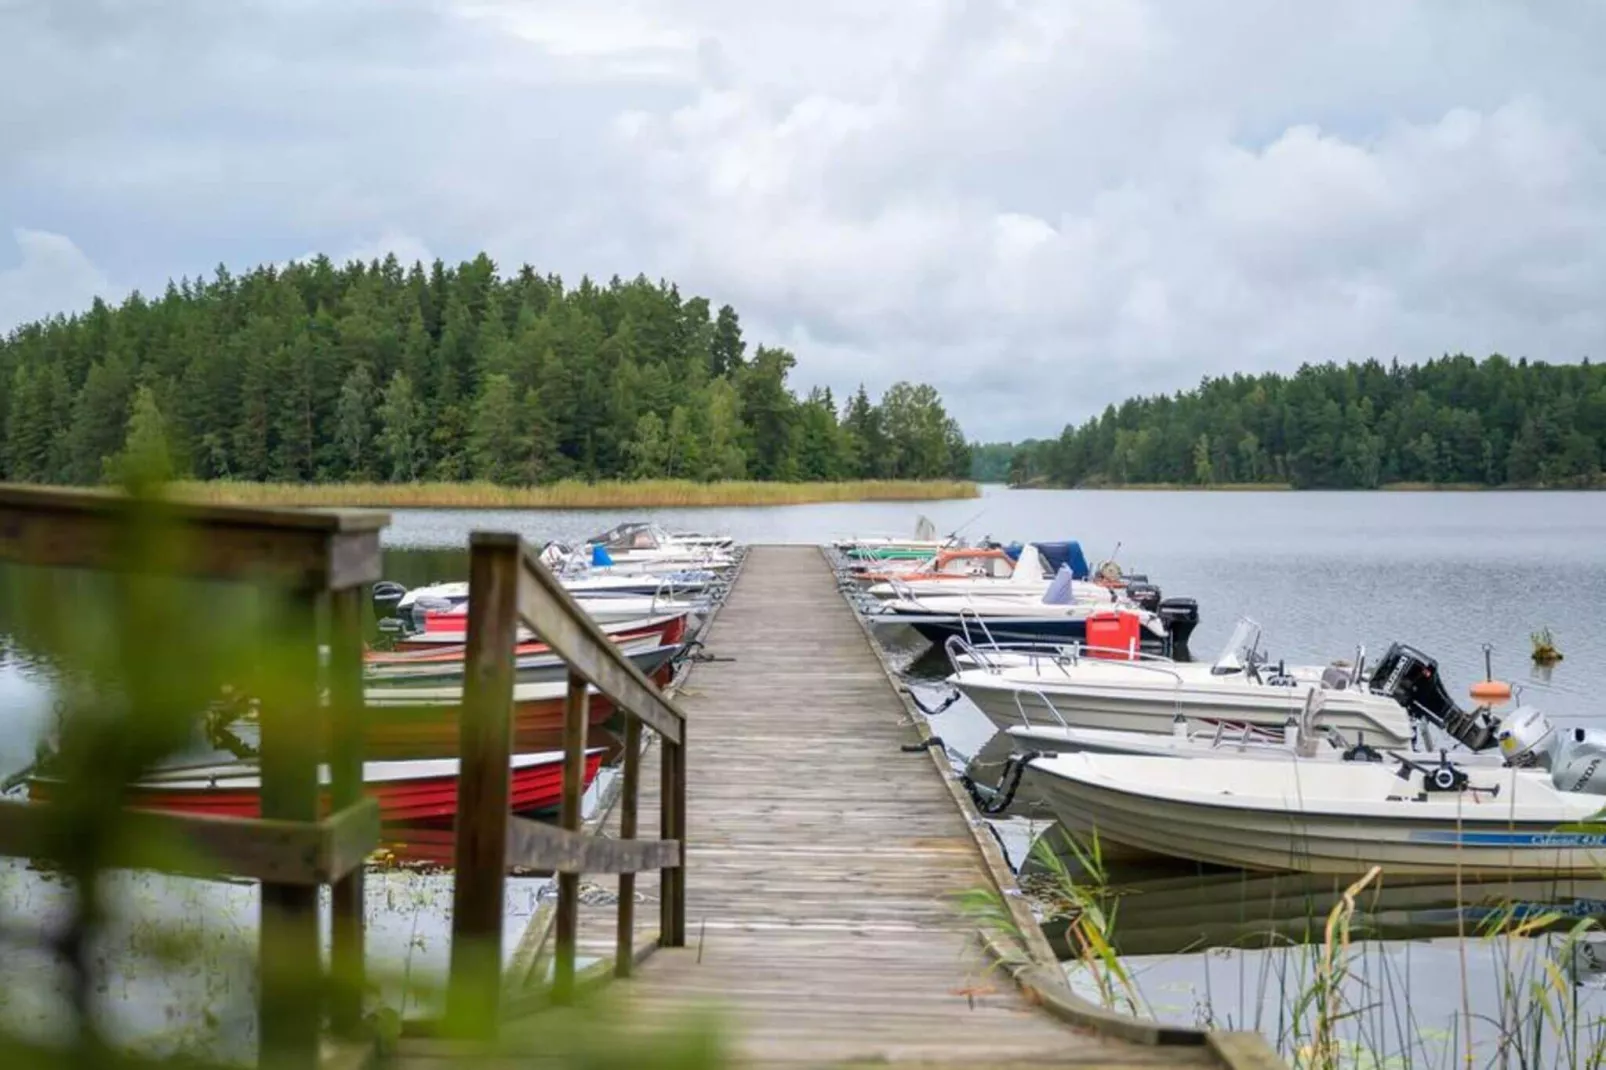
[948,619,1409,744]
[1021,750,1606,877]
[30,749,604,823]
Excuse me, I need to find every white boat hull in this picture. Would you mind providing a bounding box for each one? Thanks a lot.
[1023,753,1606,878]
[953,668,1415,748]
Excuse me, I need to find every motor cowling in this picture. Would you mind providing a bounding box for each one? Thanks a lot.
[1370,643,1499,751]
[1124,582,1162,612]
[1551,724,1606,797]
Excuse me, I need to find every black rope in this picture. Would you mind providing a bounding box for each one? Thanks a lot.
[900,736,946,753]
[902,686,962,717]
[960,750,1041,816]
[982,820,1018,876]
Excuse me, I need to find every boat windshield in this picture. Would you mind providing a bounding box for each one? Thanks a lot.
[1212,618,1263,675]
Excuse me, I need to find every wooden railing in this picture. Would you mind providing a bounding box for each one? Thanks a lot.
[0,493,686,1061]
[444,532,687,1024]
[0,484,387,1067]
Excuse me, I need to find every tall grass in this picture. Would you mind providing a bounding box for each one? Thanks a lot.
[1020,828,1606,1069]
[161,478,980,509]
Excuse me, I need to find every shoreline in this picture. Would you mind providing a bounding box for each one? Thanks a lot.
[1009,481,1596,492]
[158,478,980,509]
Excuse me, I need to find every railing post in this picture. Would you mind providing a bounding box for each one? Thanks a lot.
[258,589,322,1067]
[447,535,521,1034]
[659,724,686,948]
[328,586,366,1037]
[553,669,590,1003]
[614,714,641,977]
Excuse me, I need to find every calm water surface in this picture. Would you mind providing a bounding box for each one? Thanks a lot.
[2,486,1604,1058]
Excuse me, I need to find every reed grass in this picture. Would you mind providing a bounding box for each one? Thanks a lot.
[160,478,980,509]
[1018,823,1606,1068]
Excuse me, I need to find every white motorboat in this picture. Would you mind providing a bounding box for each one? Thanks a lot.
[1021,750,1606,877]
[583,521,737,568]
[865,544,1112,603]
[948,619,1414,746]
[396,608,693,648]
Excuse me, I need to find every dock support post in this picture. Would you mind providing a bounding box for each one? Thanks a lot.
[659,725,686,947]
[258,589,322,1067]
[553,670,589,1003]
[447,537,520,1036]
[328,586,366,1037]
[614,714,642,977]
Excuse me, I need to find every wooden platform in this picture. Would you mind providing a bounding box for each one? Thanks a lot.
[594,546,1208,1066]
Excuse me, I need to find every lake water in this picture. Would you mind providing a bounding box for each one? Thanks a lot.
[3,485,1605,1061]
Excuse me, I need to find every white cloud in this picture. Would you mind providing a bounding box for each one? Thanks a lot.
[0,230,119,334]
[3,0,1606,437]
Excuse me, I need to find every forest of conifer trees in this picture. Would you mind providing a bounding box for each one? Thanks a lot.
[1006,356,1606,490]
[0,253,972,488]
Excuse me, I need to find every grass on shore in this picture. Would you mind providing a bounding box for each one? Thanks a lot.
[163,478,980,509]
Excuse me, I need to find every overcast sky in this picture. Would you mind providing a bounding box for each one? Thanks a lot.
[4,1,1605,440]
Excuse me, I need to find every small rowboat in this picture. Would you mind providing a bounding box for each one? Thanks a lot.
[30,750,604,823]
[363,612,687,667]
[397,608,693,648]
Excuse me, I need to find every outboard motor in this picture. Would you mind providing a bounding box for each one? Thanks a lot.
[1124,581,1162,613]
[1369,643,1500,751]
[1157,598,1199,650]
[1498,707,1606,797]
[372,580,408,616]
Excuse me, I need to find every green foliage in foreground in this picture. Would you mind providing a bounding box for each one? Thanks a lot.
[0,253,971,489]
[0,481,732,1066]
[1007,354,1606,489]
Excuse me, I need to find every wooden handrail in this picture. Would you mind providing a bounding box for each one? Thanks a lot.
[447,532,689,1030]
[0,483,385,590]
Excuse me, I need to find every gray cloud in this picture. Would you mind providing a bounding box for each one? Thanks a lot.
[4,0,1605,439]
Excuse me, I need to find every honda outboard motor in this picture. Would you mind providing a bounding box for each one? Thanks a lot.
[1497,707,1606,797]
[1369,643,1500,751]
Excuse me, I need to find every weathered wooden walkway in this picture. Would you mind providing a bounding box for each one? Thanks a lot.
[600,546,1211,1067]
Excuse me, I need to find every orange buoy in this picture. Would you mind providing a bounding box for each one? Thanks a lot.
[1471,679,1513,704]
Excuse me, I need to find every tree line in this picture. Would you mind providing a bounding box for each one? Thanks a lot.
[1006,355,1606,489]
[0,253,971,487]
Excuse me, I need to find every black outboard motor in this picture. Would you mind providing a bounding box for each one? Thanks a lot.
[1369,642,1499,751]
[1125,581,1162,613]
[372,580,408,616]
[1158,598,1200,650]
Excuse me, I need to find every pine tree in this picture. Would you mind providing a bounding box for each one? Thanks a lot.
[376,371,423,482]
[106,385,175,490]
[334,363,376,480]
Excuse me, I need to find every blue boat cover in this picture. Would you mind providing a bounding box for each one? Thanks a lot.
[1033,541,1090,580]
[591,543,615,567]
[1041,564,1076,604]
[1003,541,1023,561]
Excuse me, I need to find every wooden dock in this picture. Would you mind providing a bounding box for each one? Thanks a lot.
[560,545,1220,1067]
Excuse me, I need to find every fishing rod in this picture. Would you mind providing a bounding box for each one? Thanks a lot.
[947,507,988,540]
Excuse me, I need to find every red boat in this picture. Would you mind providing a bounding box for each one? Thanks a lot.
[30,750,605,823]
[361,663,671,759]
